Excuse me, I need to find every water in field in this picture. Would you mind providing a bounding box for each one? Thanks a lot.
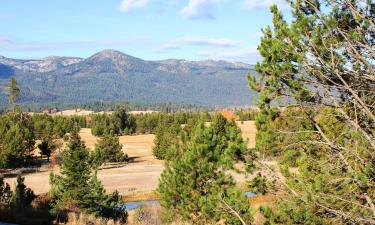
[245,192,256,197]
[124,200,158,211]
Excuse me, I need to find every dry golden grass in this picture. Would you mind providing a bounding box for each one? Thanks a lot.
[63,213,121,225]
[235,121,257,148]
[123,191,159,202]
[3,121,257,198]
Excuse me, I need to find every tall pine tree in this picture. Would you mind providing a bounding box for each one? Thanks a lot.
[49,131,127,221]
[248,0,375,224]
[158,115,252,224]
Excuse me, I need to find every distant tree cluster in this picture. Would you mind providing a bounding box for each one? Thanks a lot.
[0,113,35,168]
[91,108,212,137]
[0,112,82,168]
[91,107,136,136]
[32,114,83,139]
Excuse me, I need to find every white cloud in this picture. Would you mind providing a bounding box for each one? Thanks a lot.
[198,47,261,63]
[242,0,288,11]
[118,0,151,12]
[180,0,222,19]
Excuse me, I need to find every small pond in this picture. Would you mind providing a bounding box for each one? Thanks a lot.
[124,192,255,211]
[124,200,158,211]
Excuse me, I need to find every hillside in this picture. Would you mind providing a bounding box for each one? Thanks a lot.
[0,50,255,107]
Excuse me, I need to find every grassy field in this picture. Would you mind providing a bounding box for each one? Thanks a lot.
[4,121,257,198]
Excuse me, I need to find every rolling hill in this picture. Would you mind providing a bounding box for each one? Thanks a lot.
[0,49,256,107]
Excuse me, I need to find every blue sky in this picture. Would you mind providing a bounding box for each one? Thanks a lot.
[0,0,290,63]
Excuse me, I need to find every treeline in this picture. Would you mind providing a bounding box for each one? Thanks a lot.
[0,112,82,168]
[90,108,212,136]
[0,106,255,168]
[0,100,209,114]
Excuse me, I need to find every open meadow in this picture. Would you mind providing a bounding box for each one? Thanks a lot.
[4,121,257,198]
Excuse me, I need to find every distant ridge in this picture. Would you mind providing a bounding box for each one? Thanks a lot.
[0,49,256,107]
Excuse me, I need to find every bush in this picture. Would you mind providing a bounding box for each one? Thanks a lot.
[133,204,162,225]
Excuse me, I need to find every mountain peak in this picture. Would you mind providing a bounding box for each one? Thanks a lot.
[89,49,138,61]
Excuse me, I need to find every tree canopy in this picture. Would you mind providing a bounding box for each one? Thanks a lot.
[249,0,375,224]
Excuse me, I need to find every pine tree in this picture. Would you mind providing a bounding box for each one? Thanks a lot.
[152,121,181,160]
[50,131,92,209]
[158,116,252,224]
[248,0,375,223]
[38,136,56,161]
[49,131,127,221]
[0,113,35,168]
[6,77,20,113]
[11,175,36,208]
[91,135,128,166]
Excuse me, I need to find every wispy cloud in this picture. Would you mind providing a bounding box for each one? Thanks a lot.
[118,0,151,12]
[0,36,146,51]
[180,0,222,19]
[181,36,243,47]
[198,47,261,63]
[153,36,243,53]
[242,0,288,11]
[117,0,287,18]
[152,44,181,53]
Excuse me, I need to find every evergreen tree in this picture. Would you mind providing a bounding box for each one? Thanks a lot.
[152,121,181,160]
[6,77,20,113]
[0,113,35,168]
[49,131,127,221]
[38,136,56,161]
[248,0,375,223]
[112,106,136,135]
[11,175,36,208]
[50,131,92,209]
[91,135,128,166]
[158,117,252,224]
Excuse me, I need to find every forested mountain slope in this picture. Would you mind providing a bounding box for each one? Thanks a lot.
[0,50,255,107]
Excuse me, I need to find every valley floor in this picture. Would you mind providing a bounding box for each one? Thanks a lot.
[4,121,257,198]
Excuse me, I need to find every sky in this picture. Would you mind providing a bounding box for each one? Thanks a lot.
[0,0,291,63]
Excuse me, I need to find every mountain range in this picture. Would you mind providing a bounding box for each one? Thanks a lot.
[0,50,256,107]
